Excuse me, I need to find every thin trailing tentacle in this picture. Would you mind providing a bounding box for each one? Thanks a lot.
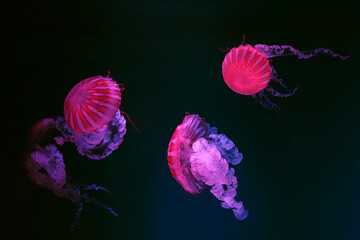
[83,184,112,194]
[250,43,348,112]
[252,91,280,112]
[69,190,117,231]
[92,198,119,217]
[270,66,294,93]
[71,202,84,231]
[254,44,350,60]
[265,85,298,98]
[265,66,298,97]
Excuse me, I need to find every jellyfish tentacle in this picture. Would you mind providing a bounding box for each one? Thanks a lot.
[219,46,231,52]
[190,137,248,220]
[270,66,299,96]
[25,144,66,194]
[26,118,119,231]
[92,198,119,217]
[270,66,296,93]
[69,194,118,231]
[55,110,126,160]
[222,43,349,112]
[265,85,298,98]
[252,91,281,112]
[83,184,112,194]
[279,45,350,60]
[308,48,350,60]
[255,44,350,60]
[251,64,298,109]
[71,202,84,231]
[208,133,243,166]
[168,114,248,221]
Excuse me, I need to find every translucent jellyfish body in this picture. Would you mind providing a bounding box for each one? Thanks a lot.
[56,75,127,160]
[64,75,123,133]
[25,74,127,230]
[167,114,248,220]
[55,110,126,160]
[25,118,118,230]
[222,43,350,111]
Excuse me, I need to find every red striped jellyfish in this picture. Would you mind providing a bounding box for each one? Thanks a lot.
[25,118,118,231]
[221,40,350,111]
[167,114,248,220]
[55,75,127,160]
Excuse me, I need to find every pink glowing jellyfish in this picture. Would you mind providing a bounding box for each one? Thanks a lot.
[56,75,127,160]
[25,118,118,231]
[222,42,350,111]
[64,75,122,134]
[167,114,248,220]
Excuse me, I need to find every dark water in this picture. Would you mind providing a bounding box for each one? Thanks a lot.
[3,0,359,239]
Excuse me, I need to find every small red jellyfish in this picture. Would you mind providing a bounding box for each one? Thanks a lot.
[64,75,122,134]
[222,44,272,95]
[58,75,127,160]
[222,40,350,111]
[168,114,248,220]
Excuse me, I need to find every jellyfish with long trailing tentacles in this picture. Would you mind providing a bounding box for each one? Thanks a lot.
[25,118,118,231]
[221,40,350,111]
[167,114,248,220]
[55,75,127,160]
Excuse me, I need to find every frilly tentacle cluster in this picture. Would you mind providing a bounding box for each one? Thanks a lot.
[55,110,126,160]
[190,136,248,220]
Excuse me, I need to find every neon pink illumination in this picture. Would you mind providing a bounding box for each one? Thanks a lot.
[222,42,350,111]
[222,44,271,95]
[64,75,123,134]
[167,114,248,220]
[167,114,208,195]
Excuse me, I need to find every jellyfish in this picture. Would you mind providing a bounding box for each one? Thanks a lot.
[55,110,126,160]
[222,41,350,111]
[167,114,248,220]
[56,75,127,160]
[25,118,118,230]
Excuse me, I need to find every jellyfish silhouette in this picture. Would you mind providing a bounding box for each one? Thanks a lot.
[222,41,350,111]
[25,118,118,231]
[167,114,248,220]
[56,75,126,160]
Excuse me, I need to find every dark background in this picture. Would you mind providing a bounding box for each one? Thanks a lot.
[3,0,359,239]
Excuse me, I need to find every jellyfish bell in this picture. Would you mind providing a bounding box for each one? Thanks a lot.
[58,75,127,160]
[167,114,248,220]
[24,73,125,230]
[222,42,350,111]
[167,114,210,195]
[64,75,122,134]
[222,44,271,95]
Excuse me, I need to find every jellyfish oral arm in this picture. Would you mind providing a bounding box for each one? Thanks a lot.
[190,138,248,220]
[167,114,248,220]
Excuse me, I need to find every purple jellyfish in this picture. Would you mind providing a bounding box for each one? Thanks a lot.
[55,109,126,160]
[167,114,248,220]
[25,118,118,230]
